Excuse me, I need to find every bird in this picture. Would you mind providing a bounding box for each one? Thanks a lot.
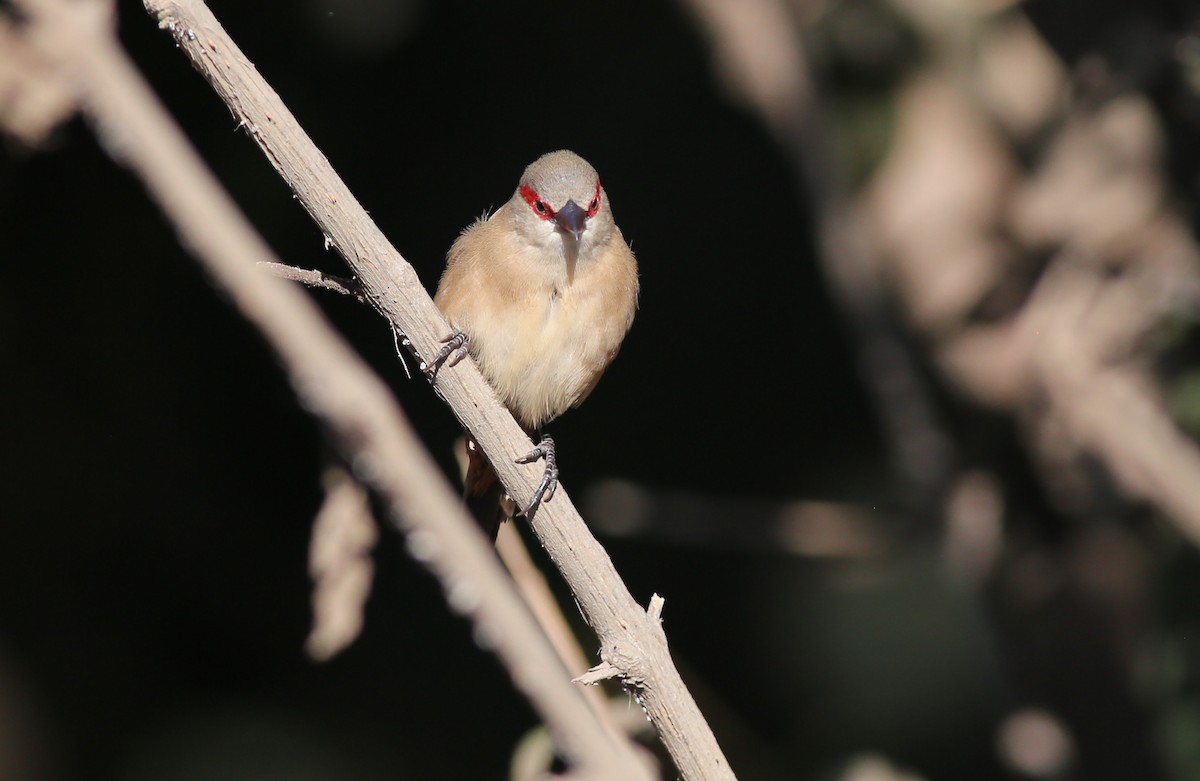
[425,150,639,538]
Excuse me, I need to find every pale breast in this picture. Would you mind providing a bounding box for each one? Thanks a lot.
[435,211,638,431]
[470,278,628,429]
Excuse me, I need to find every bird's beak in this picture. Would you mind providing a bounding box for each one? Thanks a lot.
[554,199,586,241]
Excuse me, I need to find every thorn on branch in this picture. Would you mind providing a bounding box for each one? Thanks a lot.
[647,593,665,623]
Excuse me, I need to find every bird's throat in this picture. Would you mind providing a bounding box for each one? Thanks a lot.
[561,234,580,284]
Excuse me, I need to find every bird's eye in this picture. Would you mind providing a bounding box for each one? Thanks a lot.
[585,182,602,217]
[519,184,556,220]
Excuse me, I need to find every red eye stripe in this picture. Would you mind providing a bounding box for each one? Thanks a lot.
[585,181,602,218]
[519,184,556,220]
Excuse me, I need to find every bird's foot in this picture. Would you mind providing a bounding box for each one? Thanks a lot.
[422,329,469,380]
[516,434,558,520]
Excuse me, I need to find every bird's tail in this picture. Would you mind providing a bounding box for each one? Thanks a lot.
[463,435,515,540]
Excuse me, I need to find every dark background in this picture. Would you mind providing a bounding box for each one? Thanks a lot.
[3,0,1200,779]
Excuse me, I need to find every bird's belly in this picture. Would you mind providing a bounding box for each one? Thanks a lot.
[470,292,616,429]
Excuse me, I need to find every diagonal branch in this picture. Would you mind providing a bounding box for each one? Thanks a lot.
[11,0,736,777]
[10,0,652,778]
[140,2,735,778]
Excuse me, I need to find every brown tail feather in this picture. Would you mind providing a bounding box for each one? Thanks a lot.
[464,436,515,540]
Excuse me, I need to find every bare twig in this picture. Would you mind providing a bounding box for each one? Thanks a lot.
[496,526,656,770]
[132,1,735,778]
[10,1,653,777]
[575,662,622,687]
[259,261,365,301]
[495,524,610,709]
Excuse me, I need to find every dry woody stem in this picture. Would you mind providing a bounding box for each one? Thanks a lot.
[10,0,654,778]
[6,0,735,778]
[134,2,735,778]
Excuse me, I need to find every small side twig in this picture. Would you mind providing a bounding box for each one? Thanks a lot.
[258,261,366,301]
[574,662,621,686]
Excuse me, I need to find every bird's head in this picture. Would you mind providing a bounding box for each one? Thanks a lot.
[510,150,614,254]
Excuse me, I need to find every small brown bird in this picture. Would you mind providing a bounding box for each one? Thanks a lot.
[427,150,638,537]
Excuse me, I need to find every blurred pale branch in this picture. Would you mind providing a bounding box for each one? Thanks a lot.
[867,9,1200,539]
[305,465,377,661]
[680,0,957,515]
[685,0,1200,545]
[667,8,1188,771]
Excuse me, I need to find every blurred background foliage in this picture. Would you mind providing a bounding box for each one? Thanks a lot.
[6,0,1200,779]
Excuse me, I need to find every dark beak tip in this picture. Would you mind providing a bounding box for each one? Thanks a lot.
[555,199,586,240]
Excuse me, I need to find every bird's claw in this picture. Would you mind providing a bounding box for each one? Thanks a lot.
[422,329,469,380]
[516,434,558,520]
